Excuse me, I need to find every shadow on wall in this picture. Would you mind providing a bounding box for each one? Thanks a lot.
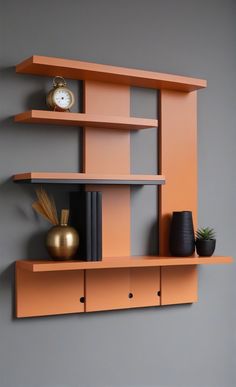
[0,65,84,176]
[0,179,82,321]
[0,64,48,109]
[0,263,15,319]
[131,186,158,255]
[0,178,80,257]
[147,220,158,255]
[25,89,47,110]
[0,65,15,80]
[0,64,82,113]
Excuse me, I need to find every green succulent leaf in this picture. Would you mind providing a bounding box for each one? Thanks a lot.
[196,227,216,240]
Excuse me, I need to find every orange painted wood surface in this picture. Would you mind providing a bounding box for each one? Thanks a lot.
[83,79,132,308]
[85,267,161,312]
[16,256,233,272]
[159,90,198,305]
[83,80,131,258]
[13,172,165,185]
[85,269,130,312]
[83,81,131,173]
[161,266,198,305]
[15,263,84,318]
[15,110,158,130]
[159,91,198,252]
[16,55,207,92]
[129,267,161,308]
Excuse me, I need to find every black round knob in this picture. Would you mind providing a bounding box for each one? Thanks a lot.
[128,293,133,299]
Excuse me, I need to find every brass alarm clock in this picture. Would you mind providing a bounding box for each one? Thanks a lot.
[46,76,75,111]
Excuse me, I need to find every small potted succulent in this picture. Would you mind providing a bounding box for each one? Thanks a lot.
[195,227,216,257]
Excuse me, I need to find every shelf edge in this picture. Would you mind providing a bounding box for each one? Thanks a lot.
[16,55,207,92]
[16,256,233,272]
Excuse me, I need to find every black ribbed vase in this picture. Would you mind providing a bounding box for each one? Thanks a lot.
[169,211,195,256]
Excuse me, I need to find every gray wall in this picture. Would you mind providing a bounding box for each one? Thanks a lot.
[0,0,235,386]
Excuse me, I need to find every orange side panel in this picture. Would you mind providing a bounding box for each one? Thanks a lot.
[15,263,84,318]
[161,266,198,305]
[159,90,198,305]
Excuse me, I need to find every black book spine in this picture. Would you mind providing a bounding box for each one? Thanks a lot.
[69,191,92,261]
[91,192,97,261]
[86,192,92,261]
[97,192,102,261]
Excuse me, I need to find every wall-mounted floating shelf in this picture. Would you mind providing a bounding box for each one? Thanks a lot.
[13,172,165,185]
[15,110,158,130]
[14,55,232,319]
[17,256,233,272]
[16,55,207,92]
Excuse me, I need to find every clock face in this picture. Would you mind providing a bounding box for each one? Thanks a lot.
[53,87,73,109]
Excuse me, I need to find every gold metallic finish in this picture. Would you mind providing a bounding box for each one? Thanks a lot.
[46,225,79,261]
[53,76,67,87]
[46,76,75,111]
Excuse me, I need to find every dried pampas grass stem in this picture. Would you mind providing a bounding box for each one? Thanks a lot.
[32,186,59,225]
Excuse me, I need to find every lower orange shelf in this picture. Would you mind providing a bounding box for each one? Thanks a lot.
[15,256,232,318]
[17,255,233,272]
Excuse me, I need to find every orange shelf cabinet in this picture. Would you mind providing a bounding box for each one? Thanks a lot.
[14,110,158,130]
[15,256,232,317]
[17,256,233,272]
[16,55,207,92]
[14,55,232,318]
[13,172,165,185]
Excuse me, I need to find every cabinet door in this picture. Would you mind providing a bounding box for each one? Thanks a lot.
[16,266,85,318]
[85,267,161,312]
[161,266,198,305]
[129,267,160,308]
[85,269,130,312]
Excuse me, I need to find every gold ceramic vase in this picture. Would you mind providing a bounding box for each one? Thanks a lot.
[46,222,79,261]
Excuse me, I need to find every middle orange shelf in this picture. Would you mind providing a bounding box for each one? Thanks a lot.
[13,172,165,185]
[14,110,158,130]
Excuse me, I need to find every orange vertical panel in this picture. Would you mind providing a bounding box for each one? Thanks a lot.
[83,80,131,311]
[83,81,161,312]
[159,90,198,305]
[15,263,85,318]
[83,80,130,257]
[83,81,130,174]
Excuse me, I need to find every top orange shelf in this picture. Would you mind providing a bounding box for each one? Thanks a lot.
[16,56,207,92]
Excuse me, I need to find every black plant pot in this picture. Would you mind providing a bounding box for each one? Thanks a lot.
[169,211,195,256]
[195,239,216,257]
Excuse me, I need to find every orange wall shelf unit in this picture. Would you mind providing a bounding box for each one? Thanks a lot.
[14,55,232,318]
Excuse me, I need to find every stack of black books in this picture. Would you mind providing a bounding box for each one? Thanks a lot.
[69,191,102,261]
